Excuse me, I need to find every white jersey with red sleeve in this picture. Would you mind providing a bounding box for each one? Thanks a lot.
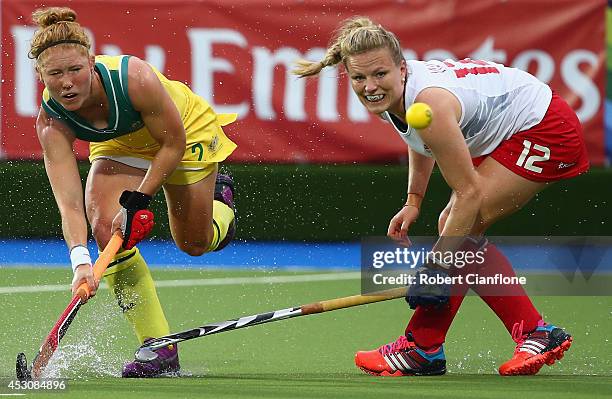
[381,59,553,158]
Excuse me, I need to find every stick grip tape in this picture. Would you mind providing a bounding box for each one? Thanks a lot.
[301,287,408,314]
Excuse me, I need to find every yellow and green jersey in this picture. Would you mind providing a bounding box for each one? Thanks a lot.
[42,55,145,142]
[41,55,236,170]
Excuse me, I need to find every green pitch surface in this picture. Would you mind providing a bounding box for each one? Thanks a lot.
[1,267,611,398]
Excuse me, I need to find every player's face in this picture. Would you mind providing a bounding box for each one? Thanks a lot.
[39,46,94,112]
[346,48,406,116]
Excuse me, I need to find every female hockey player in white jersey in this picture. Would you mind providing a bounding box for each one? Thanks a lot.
[294,16,588,376]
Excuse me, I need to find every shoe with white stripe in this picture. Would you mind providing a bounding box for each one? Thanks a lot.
[499,321,572,376]
[354,334,446,376]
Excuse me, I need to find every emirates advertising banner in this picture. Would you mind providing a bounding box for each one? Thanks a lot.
[1,0,606,164]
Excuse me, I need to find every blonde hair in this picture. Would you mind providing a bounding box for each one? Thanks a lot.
[29,7,91,65]
[293,17,403,78]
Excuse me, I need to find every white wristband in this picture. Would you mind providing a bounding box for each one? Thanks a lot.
[70,245,92,273]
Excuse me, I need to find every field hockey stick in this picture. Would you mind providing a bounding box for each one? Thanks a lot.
[134,286,408,362]
[16,231,123,381]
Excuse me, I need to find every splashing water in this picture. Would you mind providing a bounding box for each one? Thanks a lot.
[40,298,127,379]
[42,340,124,379]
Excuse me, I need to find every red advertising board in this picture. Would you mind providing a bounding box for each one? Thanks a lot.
[1,0,606,164]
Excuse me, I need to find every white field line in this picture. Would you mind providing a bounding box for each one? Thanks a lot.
[0,272,361,295]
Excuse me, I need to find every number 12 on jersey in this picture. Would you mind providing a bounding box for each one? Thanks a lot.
[516,139,550,173]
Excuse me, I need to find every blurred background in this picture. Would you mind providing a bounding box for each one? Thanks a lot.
[0,0,610,246]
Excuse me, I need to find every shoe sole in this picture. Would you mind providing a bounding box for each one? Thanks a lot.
[357,366,447,377]
[122,367,181,378]
[499,337,573,376]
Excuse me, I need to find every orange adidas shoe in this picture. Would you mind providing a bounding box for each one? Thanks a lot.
[355,334,446,376]
[499,321,572,376]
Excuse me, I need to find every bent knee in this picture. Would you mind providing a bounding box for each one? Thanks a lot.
[176,241,211,257]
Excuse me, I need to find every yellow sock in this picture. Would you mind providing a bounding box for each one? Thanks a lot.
[103,247,170,344]
[207,199,235,252]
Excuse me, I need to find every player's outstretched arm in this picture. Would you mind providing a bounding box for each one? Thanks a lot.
[37,109,88,248]
[36,109,97,298]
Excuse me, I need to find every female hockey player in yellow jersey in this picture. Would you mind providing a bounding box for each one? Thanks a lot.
[30,7,237,377]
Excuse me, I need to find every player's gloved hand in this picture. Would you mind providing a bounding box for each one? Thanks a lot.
[115,190,154,249]
[71,264,97,302]
[406,265,451,309]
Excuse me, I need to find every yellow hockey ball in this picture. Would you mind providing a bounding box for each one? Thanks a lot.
[405,102,433,129]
